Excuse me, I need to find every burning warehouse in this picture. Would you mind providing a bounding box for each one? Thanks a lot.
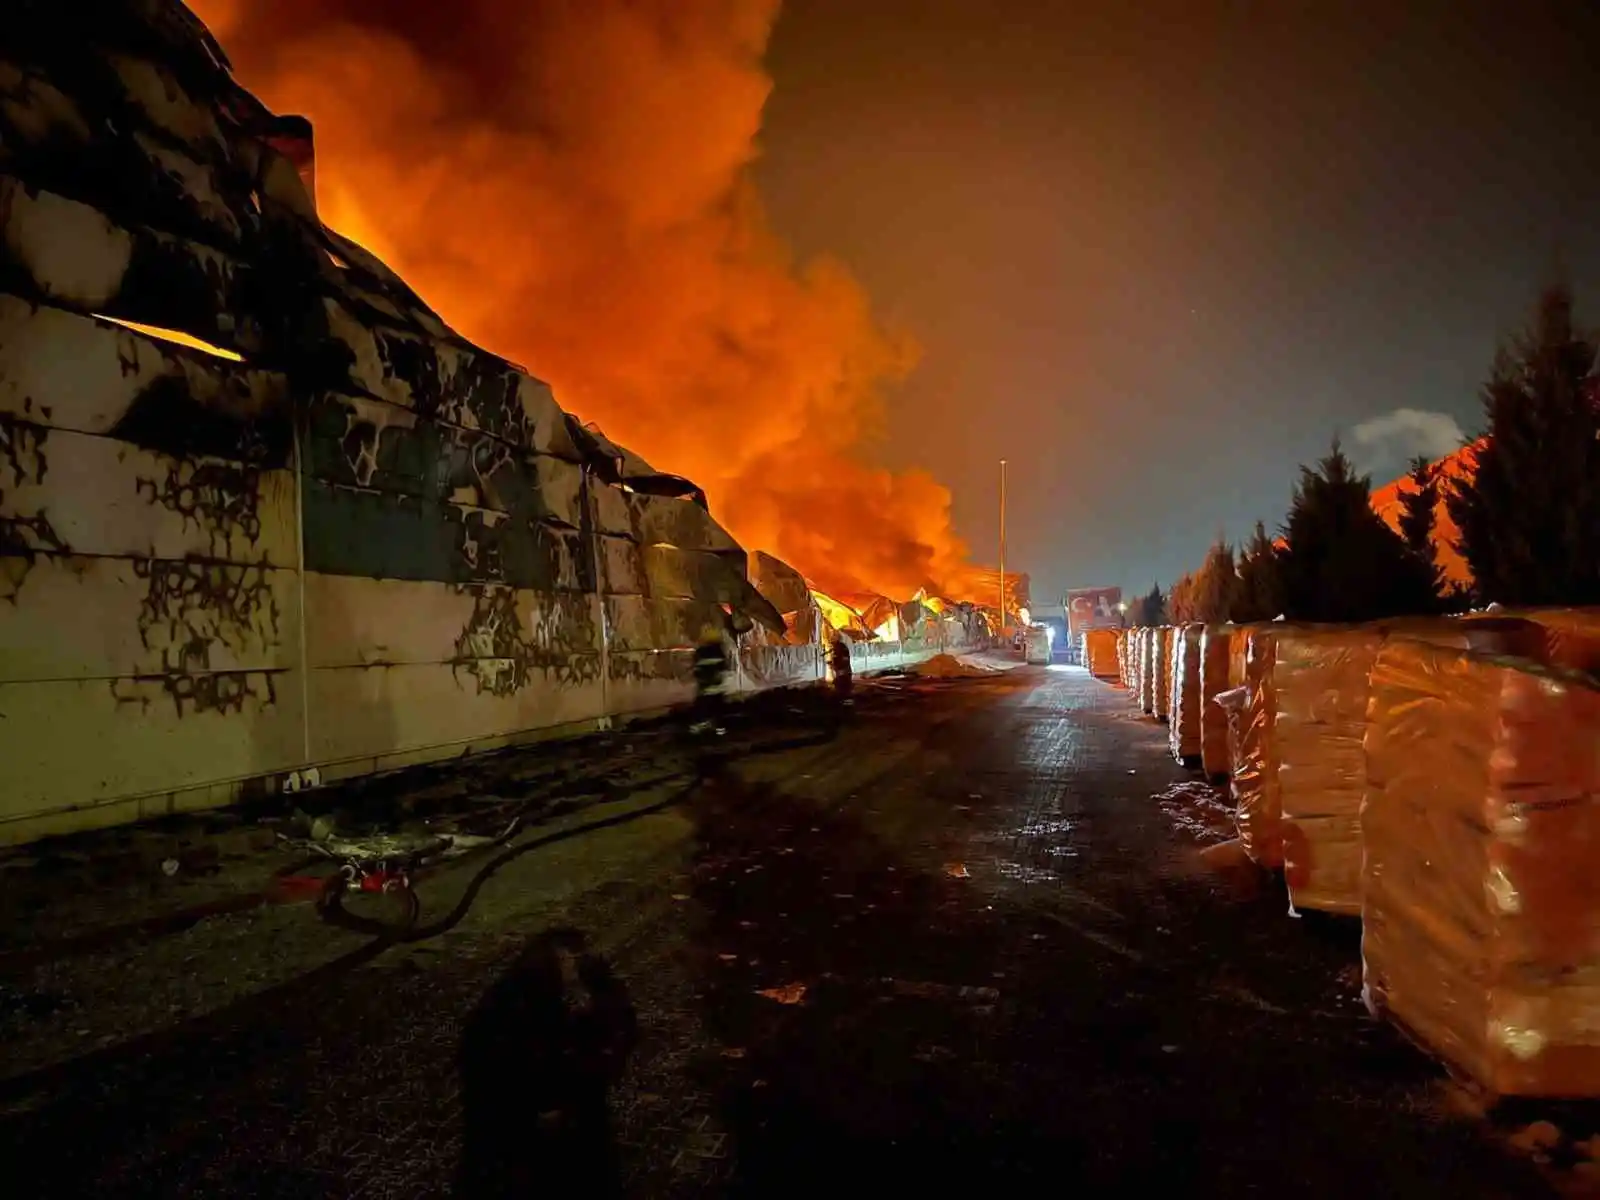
[0,0,994,845]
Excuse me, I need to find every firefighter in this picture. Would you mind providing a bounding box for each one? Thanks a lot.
[828,633,854,706]
[690,635,730,736]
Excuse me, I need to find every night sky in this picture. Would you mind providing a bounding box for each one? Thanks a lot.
[754,0,1600,603]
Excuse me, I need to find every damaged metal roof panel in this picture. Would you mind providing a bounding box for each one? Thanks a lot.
[304,575,598,673]
[0,0,794,843]
[0,296,288,450]
[302,394,586,528]
[0,422,298,567]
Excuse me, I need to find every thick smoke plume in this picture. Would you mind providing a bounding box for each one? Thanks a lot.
[191,0,976,599]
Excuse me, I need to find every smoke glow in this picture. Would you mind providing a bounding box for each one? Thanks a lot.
[192,0,981,599]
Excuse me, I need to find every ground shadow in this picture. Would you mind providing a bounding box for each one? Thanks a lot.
[455,927,637,1197]
[674,681,1551,1198]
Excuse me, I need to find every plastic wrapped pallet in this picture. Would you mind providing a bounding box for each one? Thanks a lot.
[1199,625,1233,779]
[1085,628,1119,679]
[1483,608,1600,674]
[1169,624,1203,764]
[1227,626,1252,690]
[1153,628,1173,721]
[1233,627,1284,868]
[1274,626,1385,916]
[1362,639,1600,1097]
[1215,684,1251,801]
[1139,628,1156,714]
[1325,615,1532,913]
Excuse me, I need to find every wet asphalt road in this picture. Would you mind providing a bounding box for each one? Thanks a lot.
[0,666,1550,1197]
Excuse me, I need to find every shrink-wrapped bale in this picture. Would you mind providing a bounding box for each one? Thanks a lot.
[1169,624,1203,764]
[1085,628,1119,679]
[1227,626,1252,689]
[1474,608,1600,674]
[1215,684,1251,800]
[1233,627,1284,868]
[1153,628,1173,721]
[1362,640,1600,1097]
[1139,628,1156,714]
[1274,626,1385,916]
[1115,629,1129,687]
[1199,625,1233,779]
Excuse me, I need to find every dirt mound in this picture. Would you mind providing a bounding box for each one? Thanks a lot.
[914,654,998,679]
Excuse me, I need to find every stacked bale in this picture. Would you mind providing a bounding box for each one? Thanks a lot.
[1232,627,1285,868]
[1198,625,1233,779]
[1273,626,1385,915]
[1084,628,1119,679]
[1169,624,1203,764]
[1228,625,1253,690]
[1139,628,1157,714]
[1152,628,1173,721]
[1482,609,1600,673]
[1363,640,1600,1096]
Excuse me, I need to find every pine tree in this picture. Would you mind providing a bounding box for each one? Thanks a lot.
[1168,572,1197,623]
[1279,438,1429,622]
[1398,456,1438,557]
[1448,284,1600,605]
[1193,538,1239,623]
[1397,455,1445,611]
[1133,582,1166,626]
[1233,521,1283,622]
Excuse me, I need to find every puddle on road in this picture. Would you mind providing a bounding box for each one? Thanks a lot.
[1155,780,1235,843]
[988,815,1081,877]
[995,860,1059,885]
[1014,817,1076,840]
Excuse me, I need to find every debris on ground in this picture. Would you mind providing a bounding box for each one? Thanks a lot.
[756,983,808,1005]
[945,863,971,879]
[914,654,999,679]
[1185,838,1265,901]
[1508,1121,1564,1158]
[888,979,999,1002]
[1156,779,1236,843]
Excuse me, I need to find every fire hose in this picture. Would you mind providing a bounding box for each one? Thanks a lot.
[0,712,831,974]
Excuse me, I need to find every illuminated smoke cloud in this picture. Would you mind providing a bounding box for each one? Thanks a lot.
[1351,407,1467,473]
[191,0,978,599]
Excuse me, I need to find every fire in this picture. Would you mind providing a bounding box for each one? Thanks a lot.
[191,0,978,600]
[94,316,245,362]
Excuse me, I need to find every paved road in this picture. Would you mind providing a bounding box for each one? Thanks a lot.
[0,667,1549,1196]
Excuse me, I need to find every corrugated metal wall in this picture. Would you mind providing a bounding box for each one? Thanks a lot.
[0,1,793,844]
[0,1,994,845]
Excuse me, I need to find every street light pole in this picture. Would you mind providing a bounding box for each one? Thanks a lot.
[998,458,1007,639]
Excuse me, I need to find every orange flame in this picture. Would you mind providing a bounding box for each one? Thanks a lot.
[191,0,979,600]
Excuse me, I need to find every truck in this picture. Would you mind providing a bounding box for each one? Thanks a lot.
[1023,625,1052,665]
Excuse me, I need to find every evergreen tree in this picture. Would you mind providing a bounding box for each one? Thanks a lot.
[1233,521,1284,622]
[1397,455,1445,611]
[1168,572,1197,623]
[1193,538,1239,623]
[1448,284,1600,605]
[1279,438,1430,622]
[1132,582,1167,626]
